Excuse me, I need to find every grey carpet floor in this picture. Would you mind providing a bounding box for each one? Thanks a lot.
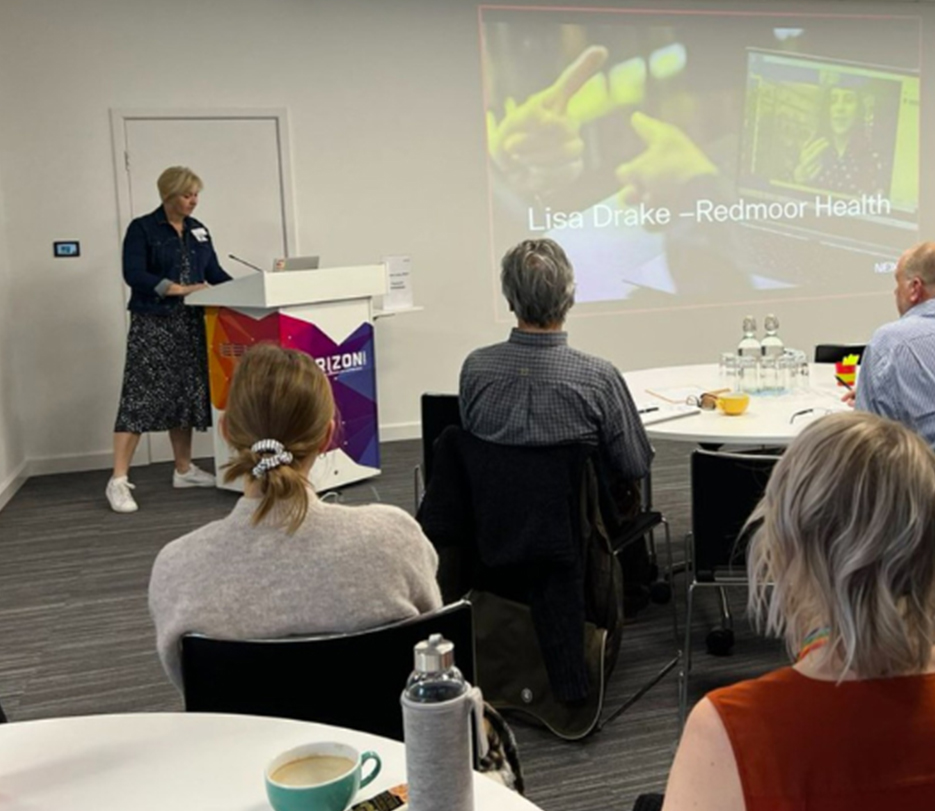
[0,439,786,810]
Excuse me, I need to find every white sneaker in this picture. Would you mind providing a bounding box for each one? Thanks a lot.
[173,463,216,489]
[106,476,138,513]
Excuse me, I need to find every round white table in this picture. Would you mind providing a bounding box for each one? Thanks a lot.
[624,363,850,446]
[0,713,543,811]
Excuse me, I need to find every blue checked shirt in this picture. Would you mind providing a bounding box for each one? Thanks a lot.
[459,329,653,480]
[856,298,935,448]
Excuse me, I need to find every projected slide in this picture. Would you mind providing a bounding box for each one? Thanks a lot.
[479,6,923,312]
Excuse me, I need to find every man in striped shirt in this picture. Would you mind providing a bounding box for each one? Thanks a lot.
[852,241,935,448]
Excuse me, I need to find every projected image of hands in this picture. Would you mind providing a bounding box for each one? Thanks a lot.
[486,45,609,196]
[480,7,923,313]
[615,111,718,210]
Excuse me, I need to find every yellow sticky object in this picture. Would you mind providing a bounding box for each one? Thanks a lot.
[842,354,861,366]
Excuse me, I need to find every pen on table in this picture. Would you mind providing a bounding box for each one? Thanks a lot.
[638,406,660,415]
[835,376,854,391]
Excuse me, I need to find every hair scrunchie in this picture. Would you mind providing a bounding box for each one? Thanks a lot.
[250,438,294,478]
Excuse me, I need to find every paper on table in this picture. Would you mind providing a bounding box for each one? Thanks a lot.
[642,407,701,426]
[381,255,414,311]
[635,401,701,425]
[644,385,711,404]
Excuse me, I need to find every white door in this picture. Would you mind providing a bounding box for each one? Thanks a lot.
[115,112,294,464]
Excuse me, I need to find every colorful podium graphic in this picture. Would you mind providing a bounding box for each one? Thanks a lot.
[188,265,386,492]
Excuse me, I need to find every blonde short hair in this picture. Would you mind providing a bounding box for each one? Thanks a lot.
[157,166,203,202]
[747,411,935,679]
[222,343,335,533]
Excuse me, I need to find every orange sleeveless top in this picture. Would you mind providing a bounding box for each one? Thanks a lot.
[708,666,935,811]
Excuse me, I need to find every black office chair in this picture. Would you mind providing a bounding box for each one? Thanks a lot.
[605,469,675,611]
[814,344,866,364]
[181,600,474,742]
[419,392,673,614]
[414,392,462,510]
[633,794,665,811]
[419,427,678,739]
[679,450,780,728]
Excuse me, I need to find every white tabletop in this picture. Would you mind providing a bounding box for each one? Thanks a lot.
[0,712,543,811]
[625,363,850,446]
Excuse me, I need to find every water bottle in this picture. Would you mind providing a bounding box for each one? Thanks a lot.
[737,315,761,358]
[401,634,486,811]
[761,314,784,358]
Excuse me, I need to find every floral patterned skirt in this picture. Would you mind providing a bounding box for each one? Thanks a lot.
[114,308,212,434]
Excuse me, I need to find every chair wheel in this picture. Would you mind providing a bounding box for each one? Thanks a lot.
[649,580,671,604]
[705,627,735,656]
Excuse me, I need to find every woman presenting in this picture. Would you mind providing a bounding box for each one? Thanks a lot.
[106,166,232,513]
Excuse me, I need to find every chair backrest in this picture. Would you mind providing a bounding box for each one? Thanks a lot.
[690,450,781,581]
[420,393,462,485]
[418,427,623,735]
[180,600,474,741]
[814,344,866,364]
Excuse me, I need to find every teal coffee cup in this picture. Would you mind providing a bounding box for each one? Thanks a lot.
[265,742,381,811]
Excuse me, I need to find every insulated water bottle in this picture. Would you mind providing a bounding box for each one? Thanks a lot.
[401,634,486,811]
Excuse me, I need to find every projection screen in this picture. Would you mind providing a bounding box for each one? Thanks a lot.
[479,5,926,315]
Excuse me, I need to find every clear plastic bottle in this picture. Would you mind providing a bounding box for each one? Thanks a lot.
[761,313,784,358]
[737,315,762,358]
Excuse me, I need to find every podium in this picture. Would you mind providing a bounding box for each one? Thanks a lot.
[186,266,387,492]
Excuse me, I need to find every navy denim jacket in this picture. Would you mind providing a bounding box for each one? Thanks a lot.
[122,206,232,314]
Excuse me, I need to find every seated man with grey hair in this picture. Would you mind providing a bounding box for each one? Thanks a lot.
[460,239,654,603]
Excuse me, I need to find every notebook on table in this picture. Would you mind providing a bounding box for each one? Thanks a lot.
[636,402,701,426]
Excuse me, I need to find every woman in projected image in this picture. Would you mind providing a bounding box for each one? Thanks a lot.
[792,78,886,196]
[661,411,935,811]
[148,343,442,691]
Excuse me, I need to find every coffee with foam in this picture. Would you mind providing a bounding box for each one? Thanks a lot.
[271,755,355,786]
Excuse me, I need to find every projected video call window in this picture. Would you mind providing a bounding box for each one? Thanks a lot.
[741,51,919,212]
[479,6,924,314]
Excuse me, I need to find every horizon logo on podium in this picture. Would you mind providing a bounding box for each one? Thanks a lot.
[315,350,368,377]
[205,307,379,471]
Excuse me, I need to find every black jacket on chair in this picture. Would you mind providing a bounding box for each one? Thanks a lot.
[417,427,622,703]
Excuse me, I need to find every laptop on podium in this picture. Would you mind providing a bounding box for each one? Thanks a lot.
[272,255,320,272]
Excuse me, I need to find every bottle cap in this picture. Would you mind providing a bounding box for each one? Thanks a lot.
[413,633,455,673]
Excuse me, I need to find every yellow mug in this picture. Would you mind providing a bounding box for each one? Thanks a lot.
[717,392,750,416]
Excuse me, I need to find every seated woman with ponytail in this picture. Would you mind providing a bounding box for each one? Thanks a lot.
[148,343,442,691]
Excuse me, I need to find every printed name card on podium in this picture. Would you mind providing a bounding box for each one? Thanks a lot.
[186,265,387,493]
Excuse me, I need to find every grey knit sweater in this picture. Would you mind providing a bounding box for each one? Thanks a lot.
[149,496,443,691]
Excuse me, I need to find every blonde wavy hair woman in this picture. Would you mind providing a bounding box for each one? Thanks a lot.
[107,165,233,514]
[663,411,935,811]
[148,343,442,691]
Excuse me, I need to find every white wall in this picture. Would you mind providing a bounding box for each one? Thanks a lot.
[0,144,26,506]
[0,0,906,473]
